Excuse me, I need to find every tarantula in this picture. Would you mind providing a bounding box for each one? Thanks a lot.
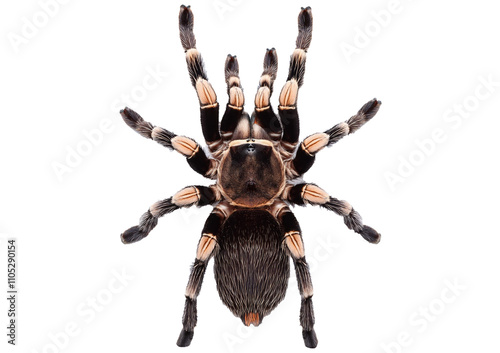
[119,5,381,348]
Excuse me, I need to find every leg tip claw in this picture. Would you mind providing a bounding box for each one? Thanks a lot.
[302,329,318,348]
[121,226,147,244]
[120,107,143,126]
[263,48,278,70]
[225,54,239,74]
[119,106,131,117]
[179,5,193,28]
[360,98,382,120]
[176,329,194,347]
[298,7,313,29]
[360,225,381,244]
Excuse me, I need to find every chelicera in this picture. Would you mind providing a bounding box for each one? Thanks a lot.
[119,5,382,348]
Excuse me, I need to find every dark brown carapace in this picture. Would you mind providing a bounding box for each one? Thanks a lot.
[219,139,285,207]
[119,5,382,348]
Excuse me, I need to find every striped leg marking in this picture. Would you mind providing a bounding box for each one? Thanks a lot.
[178,211,224,347]
[120,107,217,178]
[277,206,317,348]
[286,183,381,244]
[286,98,381,177]
[279,7,313,151]
[220,55,246,141]
[121,185,219,244]
[323,98,382,148]
[253,48,282,141]
[179,5,221,150]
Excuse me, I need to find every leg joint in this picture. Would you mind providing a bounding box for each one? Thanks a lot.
[301,184,329,205]
[283,230,305,259]
[196,233,217,261]
[279,79,299,107]
[302,133,329,154]
[171,136,199,158]
[172,186,201,206]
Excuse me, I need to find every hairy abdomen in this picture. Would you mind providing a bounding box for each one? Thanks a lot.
[214,210,290,326]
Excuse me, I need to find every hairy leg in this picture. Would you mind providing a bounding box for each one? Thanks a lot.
[220,54,249,142]
[278,7,313,153]
[276,206,318,348]
[284,183,381,243]
[286,99,381,177]
[252,48,282,141]
[120,107,218,178]
[121,185,220,244]
[177,209,225,347]
[179,5,222,152]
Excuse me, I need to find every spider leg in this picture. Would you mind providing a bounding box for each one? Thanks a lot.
[278,7,313,153]
[276,205,318,348]
[179,5,222,153]
[286,99,382,177]
[120,107,218,178]
[120,185,220,244]
[252,48,282,141]
[220,54,251,141]
[177,208,225,347]
[285,183,381,243]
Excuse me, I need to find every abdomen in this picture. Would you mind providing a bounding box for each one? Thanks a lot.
[214,209,290,326]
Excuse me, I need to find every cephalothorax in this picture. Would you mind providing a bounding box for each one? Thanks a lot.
[120,5,381,348]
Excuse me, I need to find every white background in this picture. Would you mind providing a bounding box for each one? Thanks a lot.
[1,0,499,352]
